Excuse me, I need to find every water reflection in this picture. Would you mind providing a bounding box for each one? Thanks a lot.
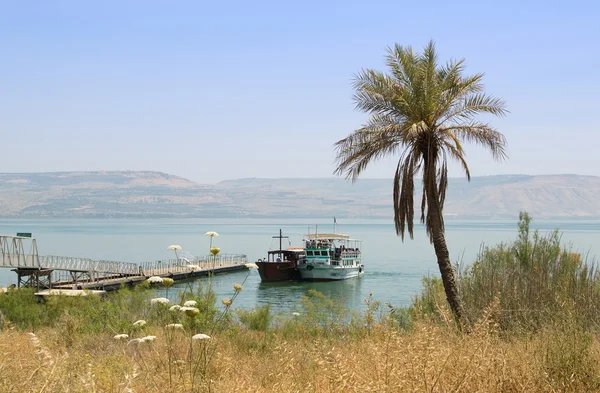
[255,278,364,312]
[154,270,367,314]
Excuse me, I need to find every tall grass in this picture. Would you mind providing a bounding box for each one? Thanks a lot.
[2,307,600,392]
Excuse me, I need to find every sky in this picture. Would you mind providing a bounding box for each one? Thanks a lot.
[1,0,598,184]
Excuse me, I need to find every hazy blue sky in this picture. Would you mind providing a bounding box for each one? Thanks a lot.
[1,1,598,183]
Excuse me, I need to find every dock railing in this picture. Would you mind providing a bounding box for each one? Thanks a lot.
[139,254,248,276]
[40,255,140,276]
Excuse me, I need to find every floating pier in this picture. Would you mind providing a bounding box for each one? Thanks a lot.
[0,235,249,292]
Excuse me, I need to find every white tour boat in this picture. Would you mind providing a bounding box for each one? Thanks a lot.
[297,232,363,281]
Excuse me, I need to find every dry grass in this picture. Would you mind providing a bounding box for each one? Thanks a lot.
[1,315,599,393]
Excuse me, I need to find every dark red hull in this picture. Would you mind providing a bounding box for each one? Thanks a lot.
[256,261,299,282]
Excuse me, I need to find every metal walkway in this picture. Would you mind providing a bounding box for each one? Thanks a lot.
[0,235,249,290]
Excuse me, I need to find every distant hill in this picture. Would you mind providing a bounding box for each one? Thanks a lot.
[1,171,599,219]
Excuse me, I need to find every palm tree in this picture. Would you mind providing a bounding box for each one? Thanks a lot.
[334,41,507,326]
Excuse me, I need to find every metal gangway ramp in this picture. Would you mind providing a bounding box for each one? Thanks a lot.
[0,235,140,290]
[0,234,40,268]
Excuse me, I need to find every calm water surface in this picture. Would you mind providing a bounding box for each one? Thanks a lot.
[0,218,598,312]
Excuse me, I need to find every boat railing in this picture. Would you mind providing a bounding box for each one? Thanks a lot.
[341,250,360,259]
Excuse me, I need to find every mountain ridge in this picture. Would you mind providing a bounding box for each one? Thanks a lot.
[1,171,599,219]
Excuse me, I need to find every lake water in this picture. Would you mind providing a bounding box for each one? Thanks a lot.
[1,218,598,313]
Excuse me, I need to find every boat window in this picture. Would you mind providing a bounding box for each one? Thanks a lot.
[306,251,313,256]
[320,251,329,256]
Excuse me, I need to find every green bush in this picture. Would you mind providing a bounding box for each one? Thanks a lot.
[237,304,272,331]
[414,212,600,332]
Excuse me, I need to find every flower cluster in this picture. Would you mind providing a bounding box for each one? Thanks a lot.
[150,297,170,305]
[133,320,147,327]
[162,277,175,288]
[180,307,200,317]
[147,276,163,284]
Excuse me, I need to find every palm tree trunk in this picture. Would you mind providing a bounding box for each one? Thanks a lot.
[425,179,468,328]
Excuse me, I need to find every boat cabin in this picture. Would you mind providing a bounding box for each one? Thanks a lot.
[262,248,305,263]
[303,234,361,266]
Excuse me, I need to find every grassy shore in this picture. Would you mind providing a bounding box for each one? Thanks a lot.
[1,213,599,392]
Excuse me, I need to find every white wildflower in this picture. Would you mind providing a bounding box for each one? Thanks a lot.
[165,323,183,330]
[27,332,40,347]
[133,320,146,327]
[169,305,181,311]
[141,335,156,342]
[127,338,143,346]
[245,263,259,269]
[147,276,163,284]
[221,297,232,306]
[192,333,211,340]
[233,283,242,291]
[180,307,199,317]
[150,297,170,305]
[292,312,300,317]
[183,300,197,307]
[114,334,129,340]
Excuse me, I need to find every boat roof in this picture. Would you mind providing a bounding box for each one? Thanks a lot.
[305,233,350,240]
[268,248,304,254]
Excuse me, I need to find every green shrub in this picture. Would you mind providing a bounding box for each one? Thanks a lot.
[414,211,600,332]
[237,304,272,331]
[0,288,52,330]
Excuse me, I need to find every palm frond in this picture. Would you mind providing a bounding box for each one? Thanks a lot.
[386,43,418,90]
[438,158,448,209]
[441,122,507,161]
[442,93,507,123]
[333,117,405,181]
[352,69,403,116]
[439,130,471,180]
[394,149,418,240]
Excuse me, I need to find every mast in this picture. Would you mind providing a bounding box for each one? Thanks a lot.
[273,229,289,257]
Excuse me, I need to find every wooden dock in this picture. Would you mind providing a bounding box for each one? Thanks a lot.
[50,261,249,291]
